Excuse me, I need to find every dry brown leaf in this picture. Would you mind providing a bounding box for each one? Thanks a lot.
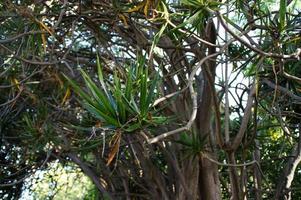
[106,131,121,166]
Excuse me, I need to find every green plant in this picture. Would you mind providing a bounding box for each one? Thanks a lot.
[176,132,208,159]
[64,56,164,133]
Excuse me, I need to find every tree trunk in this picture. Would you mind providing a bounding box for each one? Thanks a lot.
[275,124,301,200]
[196,19,221,200]
[179,157,200,199]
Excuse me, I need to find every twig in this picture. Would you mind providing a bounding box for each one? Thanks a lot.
[167,20,220,48]
[0,31,47,44]
[0,44,59,65]
[262,79,301,101]
[230,83,256,151]
[215,10,300,60]
[152,90,182,107]
[0,87,24,107]
[201,152,257,167]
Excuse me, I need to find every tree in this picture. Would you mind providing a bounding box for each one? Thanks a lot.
[0,0,301,199]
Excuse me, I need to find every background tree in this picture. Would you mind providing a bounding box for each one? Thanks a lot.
[0,0,301,199]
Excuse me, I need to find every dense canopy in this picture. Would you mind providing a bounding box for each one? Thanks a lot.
[1,0,301,199]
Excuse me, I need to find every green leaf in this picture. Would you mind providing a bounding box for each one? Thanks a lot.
[151,23,168,52]
[96,55,110,98]
[187,9,204,26]
[146,72,159,111]
[66,124,94,131]
[131,96,140,114]
[125,68,133,101]
[150,21,168,55]
[80,69,116,117]
[149,116,168,125]
[279,0,287,31]
[63,74,95,107]
[175,133,192,146]
[113,71,126,123]
[208,1,222,8]
[222,15,239,29]
[140,69,148,116]
[82,102,120,127]
[124,122,141,132]
[121,95,138,115]
[181,0,202,8]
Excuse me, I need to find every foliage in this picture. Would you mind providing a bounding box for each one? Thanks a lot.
[65,55,162,132]
[21,162,95,200]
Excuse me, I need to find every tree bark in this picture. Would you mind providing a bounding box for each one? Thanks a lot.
[275,124,301,200]
[253,139,262,200]
[195,19,221,200]
[67,152,113,200]
[227,152,241,200]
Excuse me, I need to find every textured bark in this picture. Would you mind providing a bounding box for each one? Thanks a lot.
[227,152,241,200]
[275,124,301,200]
[195,19,221,200]
[196,73,221,200]
[133,140,170,199]
[179,158,200,199]
[253,140,262,200]
[199,154,221,200]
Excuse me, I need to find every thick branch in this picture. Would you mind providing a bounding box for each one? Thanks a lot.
[230,84,256,151]
[275,124,301,200]
[67,152,113,200]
